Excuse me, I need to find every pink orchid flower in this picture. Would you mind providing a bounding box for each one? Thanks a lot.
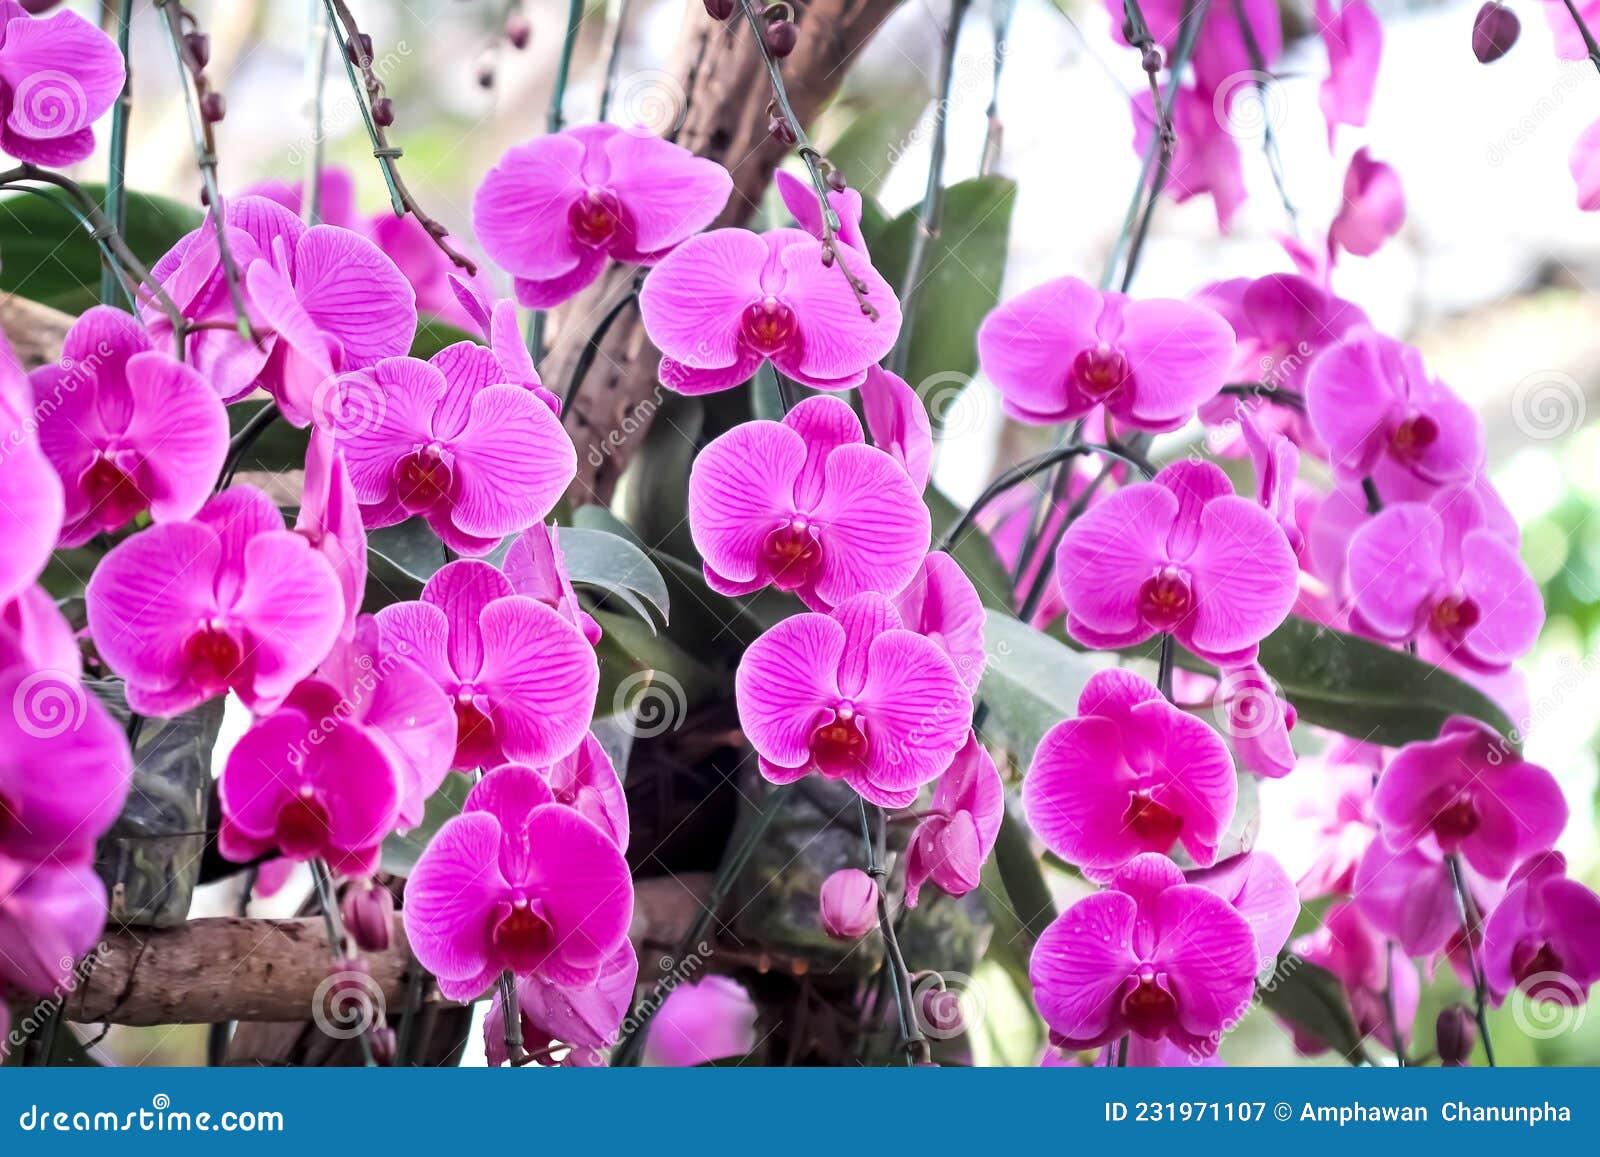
[736,592,970,808]
[403,763,633,1001]
[1055,460,1299,665]
[528,733,629,850]
[905,732,1003,907]
[1185,851,1300,971]
[1030,853,1259,1057]
[1215,661,1297,779]
[474,123,732,308]
[0,662,130,867]
[1238,406,1303,559]
[329,350,575,556]
[295,431,367,639]
[1328,148,1406,258]
[1316,0,1383,147]
[33,307,228,547]
[687,394,930,609]
[0,583,77,674]
[1483,852,1600,1005]
[85,486,344,716]
[1134,84,1246,234]
[1542,0,1599,63]
[641,975,758,1067]
[1346,486,1542,671]
[641,227,901,393]
[1108,0,1283,92]
[374,560,598,771]
[503,522,602,645]
[0,337,63,604]
[0,853,107,999]
[1354,839,1503,959]
[775,168,867,253]
[0,1,123,165]
[1305,329,1482,485]
[1570,117,1600,212]
[892,551,986,692]
[1290,901,1417,1054]
[447,275,562,414]
[1024,669,1236,872]
[1257,739,1380,898]
[977,275,1236,430]
[217,679,404,877]
[1372,716,1565,880]
[860,365,932,490]
[485,941,638,1067]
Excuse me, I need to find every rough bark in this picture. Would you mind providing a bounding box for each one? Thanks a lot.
[549,0,903,504]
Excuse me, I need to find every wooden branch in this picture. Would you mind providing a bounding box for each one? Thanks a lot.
[550,0,903,505]
[1,293,72,369]
[62,875,714,1027]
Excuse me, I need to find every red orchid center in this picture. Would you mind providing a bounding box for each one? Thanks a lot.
[493,899,556,971]
[568,188,623,247]
[396,446,453,513]
[182,624,242,692]
[1511,940,1565,989]
[1429,594,1481,636]
[1137,567,1193,630]
[739,297,798,356]
[1430,789,1480,844]
[1073,344,1130,399]
[81,453,149,528]
[1388,413,1439,461]
[1121,967,1178,1037]
[453,694,499,771]
[1123,790,1184,847]
[763,517,822,589]
[275,788,331,858]
[811,705,868,779]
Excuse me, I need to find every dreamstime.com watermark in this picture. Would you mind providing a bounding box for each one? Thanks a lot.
[15,1095,284,1135]
[617,940,714,1040]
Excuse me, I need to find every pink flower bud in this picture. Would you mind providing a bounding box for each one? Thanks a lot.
[764,19,798,59]
[369,1025,397,1065]
[819,868,878,940]
[341,879,395,953]
[704,0,736,19]
[1436,1004,1476,1066]
[1472,3,1519,64]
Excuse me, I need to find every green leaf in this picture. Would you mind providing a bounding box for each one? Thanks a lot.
[1258,956,1367,1064]
[556,525,671,628]
[1164,617,1518,749]
[410,315,476,361]
[927,487,1015,611]
[990,804,1056,948]
[381,773,473,877]
[820,93,932,199]
[977,610,1097,762]
[593,608,721,728]
[616,391,702,559]
[871,177,1016,419]
[0,185,202,315]
[366,518,451,585]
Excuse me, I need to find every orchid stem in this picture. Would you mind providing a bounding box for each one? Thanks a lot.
[1559,0,1600,73]
[549,0,585,134]
[980,0,1016,175]
[596,0,631,122]
[101,0,134,308]
[304,0,333,225]
[1383,940,1408,1065]
[1447,854,1497,1067]
[497,971,527,1066]
[310,859,377,1068]
[859,798,929,1066]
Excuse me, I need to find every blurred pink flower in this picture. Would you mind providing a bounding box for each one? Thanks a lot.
[0,2,123,164]
[905,732,1003,907]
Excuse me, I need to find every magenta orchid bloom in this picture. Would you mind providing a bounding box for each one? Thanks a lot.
[775,168,867,253]
[1108,0,1282,92]
[403,763,634,1001]
[85,486,344,716]
[977,275,1236,431]
[0,337,63,604]
[1328,148,1406,258]
[1316,0,1383,146]
[1572,118,1600,211]
[33,307,227,547]
[641,976,758,1067]
[1055,460,1298,665]
[860,365,932,490]
[1238,404,1304,553]
[1134,84,1245,233]
[329,351,575,556]
[374,560,598,771]
[1024,669,1236,872]
[0,663,130,867]
[448,274,562,415]
[892,551,986,692]
[1483,853,1600,1005]
[529,733,630,850]
[1215,661,1297,779]
[641,227,901,393]
[1185,852,1300,971]
[295,431,367,639]
[1258,739,1379,898]
[504,522,601,646]
[0,853,107,999]
[1354,839,1502,959]
[736,592,970,808]
[1290,901,1417,1054]
[905,732,1003,907]
[217,679,404,876]
[1542,0,1599,63]
[688,395,930,609]
[1372,716,1565,880]
[0,1,123,165]
[474,123,732,308]
[1306,329,1482,485]
[485,941,638,1067]
[0,584,77,675]
[1030,853,1259,1057]
[1346,486,1542,671]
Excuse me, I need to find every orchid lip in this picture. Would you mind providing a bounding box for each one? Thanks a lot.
[568,187,624,248]
[1136,566,1194,631]
[739,296,798,357]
